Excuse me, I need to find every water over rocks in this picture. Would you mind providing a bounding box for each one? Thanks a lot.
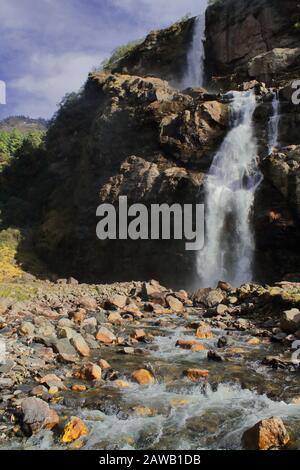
[0,278,299,449]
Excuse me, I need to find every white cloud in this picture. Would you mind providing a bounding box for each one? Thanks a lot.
[11,52,102,118]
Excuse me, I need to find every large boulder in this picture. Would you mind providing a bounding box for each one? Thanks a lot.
[242,416,290,450]
[280,308,300,333]
[21,397,59,434]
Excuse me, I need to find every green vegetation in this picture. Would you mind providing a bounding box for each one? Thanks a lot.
[179,13,192,22]
[0,128,44,172]
[102,39,143,71]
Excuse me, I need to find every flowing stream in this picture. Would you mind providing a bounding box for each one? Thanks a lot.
[198,91,263,287]
[268,91,280,155]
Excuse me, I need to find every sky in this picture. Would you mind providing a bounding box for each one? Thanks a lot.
[0,0,208,120]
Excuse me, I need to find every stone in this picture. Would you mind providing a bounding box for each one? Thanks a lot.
[195,323,213,339]
[132,369,155,385]
[191,344,207,352]
[192,288,225,308]
[19,321,35,337]
[123,347,135,354]
[40,374,67,391]
[217,281,233,292]
[69,309,86,324]
[77,363,102,381]
[51,339,78,363]
[207,350,225,362]
[166,295,184,313]
[242,417,290,450]
[105,294,128,310]
[72,384,87,392]
[216,304,228,315]
[107,312,123,324]
[35,321,56,338]
[176,339,203,350]
[67,277,79,285]
[96,327,116,344]
[130,329,146,341]
[78,296,97,310]
[185,369,209,382]
[81,317,97,332]
[57,326,76,340]
[280,309,300,333]
[30,385,48,397]
[98,359,111,369]
[70,334,90,357]
[58,318,74,328]
[247,337,261,345]
[21,397,59,434]
[217,336,233,348]
[62,417,88,443]
[113,380,131,389]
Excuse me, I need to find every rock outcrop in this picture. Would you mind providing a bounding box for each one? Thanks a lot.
[108,19,195,87]
[205,0,300,85]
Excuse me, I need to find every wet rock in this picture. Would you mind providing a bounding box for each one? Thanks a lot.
[76,363,102,381]
[242,417,290,450]
[19,322,35,337]
[30,385,48,397]
[195,323,213,339]
[280,308,300,333]
[185,369,209,382]
[217,336,233,348]
[247,337,261,345]
[207,350,225,362]
[123,347,135,354]
[96,327,116,344]
[192,288,225,308]
[0,378,14,389]
[130,329,146,341]
[132,369,155,385]
[70,334,91,357]
[51,339,78,363]
[105,294,127,310]
[176,339,204,350]
[71,384,87,392]
[166,295,184,313]
[191,344,207,352]
[98,359,111,369]
[62,417,88,443]
[21,397,59,434]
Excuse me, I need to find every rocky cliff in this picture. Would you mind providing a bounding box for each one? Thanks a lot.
[205,0,300,85]
[31,73,228,288]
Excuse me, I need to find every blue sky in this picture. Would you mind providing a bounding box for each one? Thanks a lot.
[0,0,207,120]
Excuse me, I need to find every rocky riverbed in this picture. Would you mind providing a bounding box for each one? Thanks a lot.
[0,278,300,450]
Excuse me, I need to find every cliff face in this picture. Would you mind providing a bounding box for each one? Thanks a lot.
[205,0,300,85]
[33,73,228,287]
[109,19,195,87]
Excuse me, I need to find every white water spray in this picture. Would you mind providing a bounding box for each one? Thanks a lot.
[268,91,280,155]
[198,91,263,287]
[181,7,207,89]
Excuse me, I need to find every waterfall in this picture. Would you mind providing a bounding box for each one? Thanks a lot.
[181,9,207,89]
[268,91,280,155]
[197,90,263,287]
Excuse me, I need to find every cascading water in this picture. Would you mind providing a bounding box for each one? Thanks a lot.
[198,90,263,287]
[268,91,280,155]
[181,5,208,89]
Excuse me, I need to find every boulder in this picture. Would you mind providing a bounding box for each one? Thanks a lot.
[62,417,88,443]
[242,417,290,450]
[166,295,184,313]
[21,397,59,434]
[77,363,102,381]
[192,288,225,308]
[19,321,35,337]
[105,294,128,310]
[70,334,91,357]
[51,339,78,363]
[78,296,97,310]
[132,369,155,385]
[96,327,116,344]
[280,308,300,333]
[185,369,209,382]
